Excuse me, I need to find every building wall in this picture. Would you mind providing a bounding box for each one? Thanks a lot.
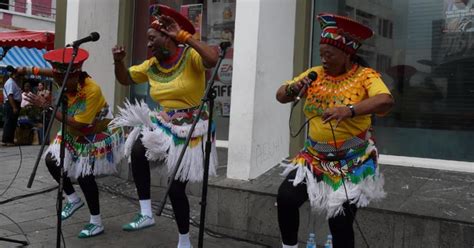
[11,12,54,30]
[13,0,26,13]
[64,0,120,108]
[226,0,297,180]
[31,0,53,18]
[0,11,13,26]
[0,10,54,31]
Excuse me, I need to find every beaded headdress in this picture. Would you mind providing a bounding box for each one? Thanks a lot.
[317,13,373,54]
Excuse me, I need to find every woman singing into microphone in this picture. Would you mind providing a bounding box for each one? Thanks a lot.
[275,13,393,248]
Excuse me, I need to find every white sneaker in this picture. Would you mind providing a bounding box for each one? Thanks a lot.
[122,213,155,231]
[61,199,84,220]
[177,245,193,248]
[78,223,104,238]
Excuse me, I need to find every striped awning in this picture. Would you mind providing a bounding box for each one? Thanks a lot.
[0,46,52,69]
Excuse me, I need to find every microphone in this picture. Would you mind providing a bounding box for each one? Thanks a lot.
[67,32,100,47]
[220,41,232,51]
[293,71,318,106]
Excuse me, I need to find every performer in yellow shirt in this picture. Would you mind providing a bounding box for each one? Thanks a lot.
[110,4,218,247]
[275,13,394,248]
[24,47,124,238]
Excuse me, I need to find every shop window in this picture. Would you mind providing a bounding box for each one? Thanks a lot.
[378,18,393,39]
[0,0,9,10]
[376,54,391,72]
[312,0,474,162]
[355,9,375,30]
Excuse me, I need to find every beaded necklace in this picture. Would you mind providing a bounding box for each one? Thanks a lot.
[67,80,87,116]
[305,64,374,115]
[159,47,184,69]
[148,46,190,83]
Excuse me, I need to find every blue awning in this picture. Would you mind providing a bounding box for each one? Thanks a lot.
[0,46,52,69]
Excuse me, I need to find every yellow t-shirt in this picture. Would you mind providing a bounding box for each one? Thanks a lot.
[67,77,107,125]
[128,47,206,109]
[285,65,391,142]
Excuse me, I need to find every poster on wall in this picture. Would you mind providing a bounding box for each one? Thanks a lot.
[444,0,474,32]
[213,57,233,116]
[180,4,203,41]
[206,0,236,117]
[434,1,474,65]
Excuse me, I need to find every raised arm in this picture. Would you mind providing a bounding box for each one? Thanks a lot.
[16,67,53,77]
[159,15,218,68]
[112,45,132,86]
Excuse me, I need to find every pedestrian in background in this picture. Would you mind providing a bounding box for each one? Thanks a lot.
[36,81,51,101]
[36,81,52,144]
[2,66,22,146]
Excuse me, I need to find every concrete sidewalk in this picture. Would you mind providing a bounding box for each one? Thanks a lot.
[0,145,267,248]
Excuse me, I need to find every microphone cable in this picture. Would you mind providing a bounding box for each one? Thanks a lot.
[288,101,319,138]
[0,212,30,245]
[287,71,318,138]
[0,145,64,247]
[0,145,30,246]
[287,102,371,247]
[328,121,370,248]
[0,145,22,198]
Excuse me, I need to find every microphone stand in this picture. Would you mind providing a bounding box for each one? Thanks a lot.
[156,41,231,248]
[0,236,28,246]
[26,45,79,248]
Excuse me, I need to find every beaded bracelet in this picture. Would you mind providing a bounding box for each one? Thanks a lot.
[285,84,296,97]
[176,30,192,43]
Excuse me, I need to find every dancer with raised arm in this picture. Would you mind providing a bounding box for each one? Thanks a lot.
[111,4,218,248]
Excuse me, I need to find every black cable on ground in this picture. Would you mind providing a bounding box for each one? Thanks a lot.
[0,212,30,246]
[97,182,271,248]
[0,145,64,247]
[0,145,59,205]
[0,145,23,198]
[0,185,58,205]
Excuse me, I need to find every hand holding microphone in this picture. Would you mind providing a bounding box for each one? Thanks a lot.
[292,71,318,106]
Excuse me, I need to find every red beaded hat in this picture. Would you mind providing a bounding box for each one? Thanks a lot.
[43,47,89,73]
[149,4,196,35]
[317,13,374,54]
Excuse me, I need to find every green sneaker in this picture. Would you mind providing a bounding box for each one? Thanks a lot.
[78,223,104,238]
[61,199,84,220]
[122,213,155,231]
